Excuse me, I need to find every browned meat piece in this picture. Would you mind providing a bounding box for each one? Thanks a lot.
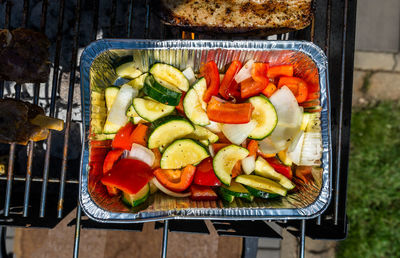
[154,0,313,35]
[0,99,64,145]
[0,28,50,83]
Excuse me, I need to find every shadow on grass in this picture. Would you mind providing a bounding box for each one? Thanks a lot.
[338,101,400,258]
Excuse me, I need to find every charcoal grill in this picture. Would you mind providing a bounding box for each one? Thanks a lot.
[0,0,356,257]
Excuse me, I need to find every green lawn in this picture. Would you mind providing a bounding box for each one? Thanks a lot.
[337,101,400,258]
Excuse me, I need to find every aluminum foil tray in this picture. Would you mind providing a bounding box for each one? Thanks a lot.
[80,39,331,223]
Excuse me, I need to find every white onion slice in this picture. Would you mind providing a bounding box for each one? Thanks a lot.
[287,131,305,164]
[299,132,322,166]
[205,120,222,133]
[221,121,257,145]
[151,178,191,198]
[128,143,155,167]
[209,145,215,157]
[258,137,279,154]
[234,60,255,83]
[107,84,138,126]
[182,67,196,85]
[241,155,255,175]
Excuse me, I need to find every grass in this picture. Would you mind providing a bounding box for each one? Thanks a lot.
[337,101,400,258]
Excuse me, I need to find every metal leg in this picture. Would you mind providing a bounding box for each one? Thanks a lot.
[0,227,7,258]
[299,220,306,258]
[73,206,82,258]
[161,220,169,258]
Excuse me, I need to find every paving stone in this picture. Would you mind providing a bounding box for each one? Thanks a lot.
[258,238,281,249]
[354,51,395,71]
[368,72,400,100]
[257,249,280,258]
[352,70,367,107]
[394,53,400,73]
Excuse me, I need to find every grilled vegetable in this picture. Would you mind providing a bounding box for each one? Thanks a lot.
[160,139,209,169]
[150,63,189,92]
[105,87,120,111]
[244,185,280,199]
[219,181,252,200]
[184,87,210,125]
[143,74,182,106]
[154,165,196,192]
[147,115,194,149]
[116,61,142,79]
[122,183,150,207]
[248,95,278,140]
[133,97,175,122]
[235,175,287,196]
[254,157,295,190]
[213,145,249,185]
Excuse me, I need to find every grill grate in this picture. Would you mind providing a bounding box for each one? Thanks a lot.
[0,0,357,257]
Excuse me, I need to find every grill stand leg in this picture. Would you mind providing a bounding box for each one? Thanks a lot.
[73,205,82,258]
[0,227,7,258]
[161,220,169,258]
[299,220,306,258]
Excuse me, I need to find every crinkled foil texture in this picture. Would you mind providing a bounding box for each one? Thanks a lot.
[80,40,331,223]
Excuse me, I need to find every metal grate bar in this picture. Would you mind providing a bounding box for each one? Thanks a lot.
[57,0,82,219]
[334,0,349,225]
[299,220,306,258]
[23,0,49,218]
[4,1,11,29]
[73,205,82,258]
[39,0,66,218]
[127,0,135,37]
[4,83,21,217]
[91,0,100,41]
[110,0,117,37]
[0,175,79,184]
[161,220,169,258]
[22,0,29,28]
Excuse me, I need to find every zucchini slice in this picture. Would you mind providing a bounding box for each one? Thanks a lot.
[121,183,150,207]
[90,133,116,141]
[160,139,209,169]
[150,63,189,92]
[219,181,252,200]
[143,74,182,106]
[213,145,249,186]
[248,95,278,140]
[126,73,148,90]
[186,125,219,144]
[126,105,146,124]
[244,185,280,199]
[192,78,207,110]
[148,115,194,149]
[91,119,105,134]
[217,188,235,203]
[235,175,287,196]
[254,156,295,190]
[277,150,293,166]
[133,97,175,122]
[105,86,120,112]
[183,87,210,126]
[91,91,105,106]
[116,61,142,79]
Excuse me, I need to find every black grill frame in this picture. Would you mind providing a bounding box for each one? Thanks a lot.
[0,0,357,257]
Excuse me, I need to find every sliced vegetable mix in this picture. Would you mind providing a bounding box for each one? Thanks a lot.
[90,59,322,208]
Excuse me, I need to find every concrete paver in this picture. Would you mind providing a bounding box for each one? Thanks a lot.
[354,51,395,71]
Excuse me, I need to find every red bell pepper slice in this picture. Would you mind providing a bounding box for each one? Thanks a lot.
[295,166,313,184]
[231,161,242,178]
[266,158,293,180]
[153,165,196,192]
[278,76,308,103]
[89,147,110,163]
[194,158,221,186]
[90,140,112,148]
[112,122,135,150]
[176,92,186,114]
[212,143,230,153]
[200,61,220,103]
[101,159,153,194]
[219,60,242,99]
[247,140,258,157]
[251,63,269,85]
[103,149,124,174]
[190,185,218,201]
[267,65,294,78]
[206,97,253,124]
[240,78,268,99]
[261,82,277,98]
[129,123,148,147]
